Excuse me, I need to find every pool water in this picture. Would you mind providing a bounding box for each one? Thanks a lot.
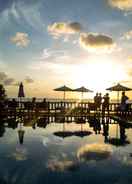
[0,117,132,184]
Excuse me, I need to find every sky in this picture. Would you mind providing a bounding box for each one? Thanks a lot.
[1,0,132,98]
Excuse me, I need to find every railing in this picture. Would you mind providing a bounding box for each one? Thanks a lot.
[3,100,132,115]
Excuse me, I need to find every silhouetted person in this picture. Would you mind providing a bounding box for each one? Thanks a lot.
[102,118,109,143]
[94,93,98,110]
[94,93,98,103]
[119,92,129,111]
[41,98,48,110]
[102,93,110,116]
[37,98,48,114]
[98,93,102,109]
[120,124,126,142]
[31,97,36,110]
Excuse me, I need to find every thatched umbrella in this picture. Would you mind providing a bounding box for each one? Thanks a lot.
[106,83,132,103]
[54,85,72,100]
[73,131,92,138]
[73,86,93,99]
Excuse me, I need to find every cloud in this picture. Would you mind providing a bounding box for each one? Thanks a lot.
[29,49,89,73]
[79,33,115,53]
[4,78,15,86]
[0,0,38,13]
[8,147,28,161]
[0,72,7,81]
[77,144,112,162]
[39,48,70,64]
[108,0,132,11]
[47,159,79,172]
[122,30,132,40]
[10,32,30,47]
[0,71,16,86]
[48,22,82,38]
[24,76,34,84]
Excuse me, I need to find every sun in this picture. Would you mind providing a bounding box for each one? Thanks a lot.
[72,57,127,93]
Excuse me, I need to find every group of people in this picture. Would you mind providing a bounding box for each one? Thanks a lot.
[94,93,110,111]
[94,91,129,113]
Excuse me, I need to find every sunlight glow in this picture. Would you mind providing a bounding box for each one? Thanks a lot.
[72,57,127,93]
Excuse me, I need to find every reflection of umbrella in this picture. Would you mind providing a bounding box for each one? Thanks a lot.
[73,86,93,99]
[106,83,132,103]
[54,85,72,100]
[18,129,25,145]
[54,131,73,138]
[73,131,92,138]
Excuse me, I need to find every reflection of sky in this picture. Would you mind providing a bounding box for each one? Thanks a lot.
[0,122,132,183]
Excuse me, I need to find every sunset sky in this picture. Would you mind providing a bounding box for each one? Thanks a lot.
[0,0,132,98]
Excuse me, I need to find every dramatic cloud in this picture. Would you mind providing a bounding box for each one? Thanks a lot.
[77,144,112,162]
[79,33,115,53]
[24,76,34,84]
[122,30,132,40]
[48,22,82,37]
[10,32,30,47]
[108,0,132,11]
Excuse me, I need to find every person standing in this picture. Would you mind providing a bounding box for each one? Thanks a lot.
[97,93,102,110]
[102,93,110,116]
[120,92,129,111]
[94,93,98,110]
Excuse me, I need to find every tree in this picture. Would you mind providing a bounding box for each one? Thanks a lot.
[0,84,6,101]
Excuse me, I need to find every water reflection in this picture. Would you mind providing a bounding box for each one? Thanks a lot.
[0,114,132,183]
[0,114,132,147]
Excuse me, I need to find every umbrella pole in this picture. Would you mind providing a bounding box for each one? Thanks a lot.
[63,122,65,132]
[81,92,83,101]
[64,91,65,101]
[116,123,118,138]
[81,123,83,132]
[117,91,119,104]
[64,91,66,109]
